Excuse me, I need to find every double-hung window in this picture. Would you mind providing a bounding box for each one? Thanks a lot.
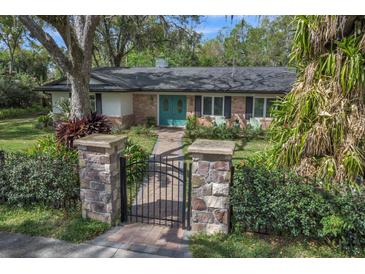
[202,96,224,116]
[253,97,276,118]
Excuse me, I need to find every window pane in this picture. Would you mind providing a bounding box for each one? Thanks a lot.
[254,98,264,117]
[266,98,275,117]
[213,97,223,116]
[90,95,96,112]
[203,97,212,115]
[163,97,169,111]
[177,98,183,113]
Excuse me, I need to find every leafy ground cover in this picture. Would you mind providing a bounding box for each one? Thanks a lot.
[190,232,347,258]
[0,204,109,243]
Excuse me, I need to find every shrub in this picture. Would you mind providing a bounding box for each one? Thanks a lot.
[146,116,156,127]
[35,114,54,129]
[27,135,78,162]
[231,161,365,255]
[185,115,243,140]
[0,74,41,108]
[129,125,157,137]
[122,139,150,203]
[50,97,71,122]
[56,113,112,148]
[0,151,79,208]
[231,164,330,237]
[327,192,365,255]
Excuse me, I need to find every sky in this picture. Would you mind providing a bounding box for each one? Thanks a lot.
[9,15,262,50]
[197,16,261,40]
[44,15,262,47]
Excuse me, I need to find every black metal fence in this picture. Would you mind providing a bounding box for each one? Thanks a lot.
[120,154,191,229]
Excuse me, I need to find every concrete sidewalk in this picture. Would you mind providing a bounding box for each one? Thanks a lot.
[0,231,168,258]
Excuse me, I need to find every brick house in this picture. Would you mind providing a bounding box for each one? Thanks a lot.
[37,65,295,129]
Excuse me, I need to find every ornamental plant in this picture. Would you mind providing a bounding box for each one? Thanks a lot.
[269,16,365,187]
[56,112,111,149]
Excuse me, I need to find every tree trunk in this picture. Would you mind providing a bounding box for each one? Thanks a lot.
[113,54,122,67]
[68,72,91,119]
[8,50,14,75]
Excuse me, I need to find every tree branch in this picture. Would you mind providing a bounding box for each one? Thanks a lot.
[19,16,72,73]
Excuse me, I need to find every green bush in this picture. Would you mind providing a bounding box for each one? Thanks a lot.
[27,135,78,162]
[231,164,330,236]
[129,125,157,137]
[123,138,149,185]
[35,113,54,129]
[185,115,243,140]
[0,74,41,108]
[0,105,50,119]
[146,116,156,127]
[327,193,365,255]
[231,162,365,255]
[0,151,79,208]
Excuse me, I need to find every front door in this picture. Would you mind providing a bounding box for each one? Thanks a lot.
[159,95,186,126]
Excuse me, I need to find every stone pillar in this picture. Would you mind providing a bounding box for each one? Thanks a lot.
[74,134,127,225]
[188,139,235,234]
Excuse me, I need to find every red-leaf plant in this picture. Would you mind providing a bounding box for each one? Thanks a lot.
[56,112,112,149]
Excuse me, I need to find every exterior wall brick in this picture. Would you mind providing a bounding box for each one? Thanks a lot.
[187,95,195,116]
[133,94,157,124]
[108,115,135,129]
[75,134,127,225]
[231,96,246,127]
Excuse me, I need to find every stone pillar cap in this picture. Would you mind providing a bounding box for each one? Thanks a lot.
[74,134,127,148]
[188,139,235,156]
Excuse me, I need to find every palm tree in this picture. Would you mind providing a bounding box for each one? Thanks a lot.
[270,16,365,187]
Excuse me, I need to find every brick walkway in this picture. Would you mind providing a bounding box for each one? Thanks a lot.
[129,128,186,225]
[91,128,191,257]
[88,223,190,257]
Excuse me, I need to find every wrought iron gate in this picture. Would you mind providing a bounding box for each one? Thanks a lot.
[120,155,191,229]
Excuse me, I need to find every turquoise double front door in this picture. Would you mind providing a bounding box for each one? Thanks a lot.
[159,95,187,126]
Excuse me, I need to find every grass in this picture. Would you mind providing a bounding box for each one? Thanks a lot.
[189,232,347,258]
[182,135,272,166]
[120,127,158,155]
[0,117,52,152]
[0,117,159,154]
[0,204,110,243]
[233,137,272,165]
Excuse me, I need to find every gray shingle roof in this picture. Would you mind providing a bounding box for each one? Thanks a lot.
[37,66,296,94]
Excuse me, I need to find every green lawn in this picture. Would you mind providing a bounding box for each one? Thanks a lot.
[190,232,347,258]
[0,117,51,152]
[0,117,158,154]
[183,136,272,166]
[233,137,272,164]
[0,204,109,243]
[123,128,158,155]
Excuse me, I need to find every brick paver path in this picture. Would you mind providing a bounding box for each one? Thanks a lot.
[96,127,191,257]
[128,128,186,225]
[89,223,190,257]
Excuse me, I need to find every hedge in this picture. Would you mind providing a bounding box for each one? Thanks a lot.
[0,151,79,208]
[231,164,365,255]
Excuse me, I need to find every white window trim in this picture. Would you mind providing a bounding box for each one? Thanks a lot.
[202,96,225,117]
[252,96,276,118]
